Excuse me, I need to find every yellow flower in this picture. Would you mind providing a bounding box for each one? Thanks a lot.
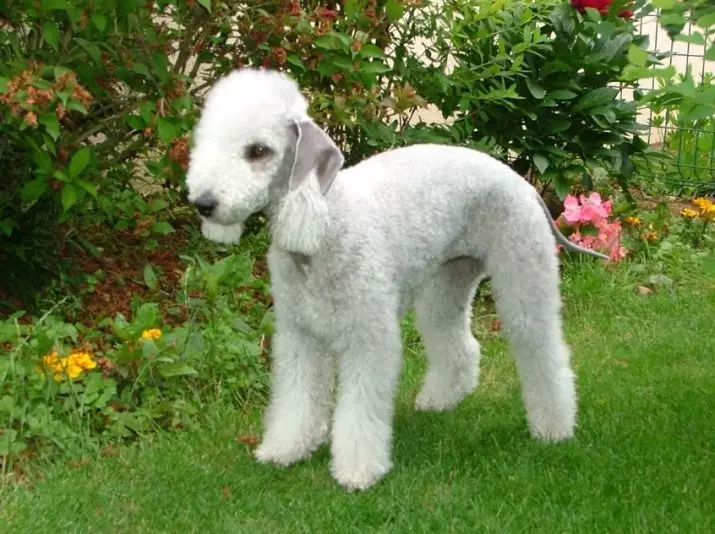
[141,328,162,341]
[66,363,84,379]
[640,230,658,242]
[43,351,60,366]
[692,197,712,211]
[40,349,96,381]
[681,208,699,219]
[71,351,97,370]
[624,216,641,226]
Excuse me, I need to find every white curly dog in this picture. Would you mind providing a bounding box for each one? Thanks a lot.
[185,68,605,491]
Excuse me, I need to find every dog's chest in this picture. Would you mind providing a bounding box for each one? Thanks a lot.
[268,252,344,340]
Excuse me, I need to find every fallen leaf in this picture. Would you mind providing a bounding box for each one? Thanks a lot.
[635,286,653,296]
[489,319,502,333]
[222,486,233,498]
[100,445,119,457]
[68,457,91,468]
[237,434,259,446]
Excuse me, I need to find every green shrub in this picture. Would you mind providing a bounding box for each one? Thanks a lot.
[0,251,271,468]
[414,0,657,197]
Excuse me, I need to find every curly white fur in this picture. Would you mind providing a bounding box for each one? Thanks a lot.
[186,68,582,492]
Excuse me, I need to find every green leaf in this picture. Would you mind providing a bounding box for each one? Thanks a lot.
[91,14,107,32]
[549,4,575,37]
[143,264,158,291]
[139,102,156,123]
[627,45,649,67]
[345,0,359,19]
[43,21,60,51]
[22,178,48,202]
[359,44,384,58]
[696,12,715,29]
[148,198,169,212]
[32,150,53,173]
[314,35,339,50]
[332,57,355,71]
[0,218,15,237]
[39,114,60,140]
[385,0,404,22]
[157,118,177,142]
[706,44,715,62]
[151,54,170,83]
[572,87,618,112]
[61,183,78,212]
[74,38,101,62]
[552,171,571,199]
[286,55,306,71]
[0,76,8,93]
[132,62,151,79]
[548,90,577,100]
[158,363,199,378]
[674,32,706,45]
[68,146,91,178]
[67,100,89,114]
[125,115,145,130]
[41,0,70,9]
[231,318,252,334]
[680,105,715,122]
[77,179,97,198]
[652,0,676,8]
[533,153,549,173]
[525,78,546,99]
[545,119,572,133]
[151,221,175,235]
[198,0,212,12]
[361,61,391,74]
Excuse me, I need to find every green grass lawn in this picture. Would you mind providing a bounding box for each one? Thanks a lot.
[2,263,715,533]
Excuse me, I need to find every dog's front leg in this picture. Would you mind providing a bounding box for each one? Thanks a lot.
[255,325,333,466]
[329,320,402,491]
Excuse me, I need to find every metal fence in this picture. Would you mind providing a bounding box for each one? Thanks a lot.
[635,11,715,195]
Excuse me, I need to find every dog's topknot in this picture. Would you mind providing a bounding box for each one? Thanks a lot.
[198,68,308,131]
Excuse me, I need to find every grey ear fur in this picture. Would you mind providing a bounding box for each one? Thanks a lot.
[289,119,344,195]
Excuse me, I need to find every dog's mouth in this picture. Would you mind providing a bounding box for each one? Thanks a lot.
[200,219,244,244]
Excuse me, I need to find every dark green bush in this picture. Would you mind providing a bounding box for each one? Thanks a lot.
[414,0,658,197]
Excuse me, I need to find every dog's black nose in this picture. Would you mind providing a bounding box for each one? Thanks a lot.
[193,193,218,217]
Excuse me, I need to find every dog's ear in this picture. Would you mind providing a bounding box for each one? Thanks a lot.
[289,119,344,195]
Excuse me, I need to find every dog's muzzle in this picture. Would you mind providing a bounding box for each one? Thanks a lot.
[192,192,219,218]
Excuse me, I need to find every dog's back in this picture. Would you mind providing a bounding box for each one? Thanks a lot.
[323,143,550,270]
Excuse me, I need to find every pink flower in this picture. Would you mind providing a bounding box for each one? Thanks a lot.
[554,191,627,262]
[562,195,584,224]
[578,192,612,224]
[609,246,627,261]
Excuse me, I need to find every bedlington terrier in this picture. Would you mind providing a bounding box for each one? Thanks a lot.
[185,68,605,491]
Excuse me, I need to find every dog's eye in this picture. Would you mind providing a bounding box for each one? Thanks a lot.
[245,143,272,162]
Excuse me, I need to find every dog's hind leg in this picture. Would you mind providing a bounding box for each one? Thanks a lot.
[486,243,577,442]
[414,257,484,412]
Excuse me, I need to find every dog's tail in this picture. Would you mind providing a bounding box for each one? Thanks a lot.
[535,192,609,261]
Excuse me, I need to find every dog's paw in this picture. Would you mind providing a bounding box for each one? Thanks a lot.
[330,458,392,492]
[529,416,575,442]
[414,376,477,412]
[254,441,313,467]
[415,389,463,412]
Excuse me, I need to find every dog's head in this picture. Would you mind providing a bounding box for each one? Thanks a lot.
[185,68,344,251]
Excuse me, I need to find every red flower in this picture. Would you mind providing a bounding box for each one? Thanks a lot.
[570,0,633,18]
[316,7,338,20]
